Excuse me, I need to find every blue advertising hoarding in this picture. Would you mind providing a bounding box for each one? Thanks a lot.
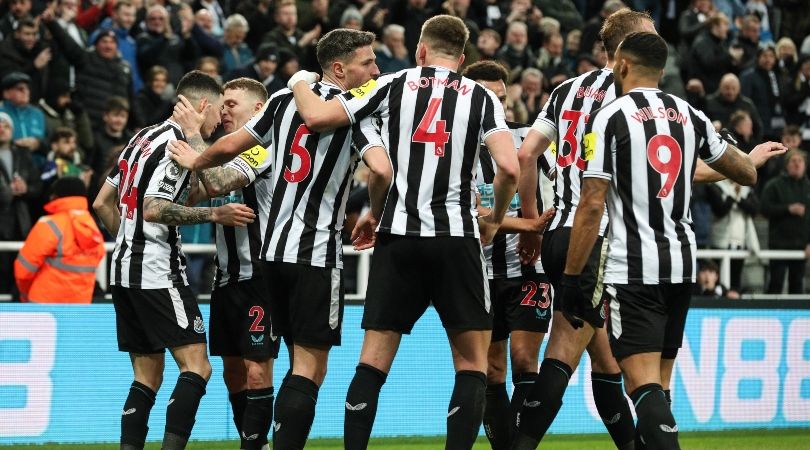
[1,303,809,444]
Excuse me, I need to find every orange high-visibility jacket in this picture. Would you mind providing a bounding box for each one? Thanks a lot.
[14,196,105,303]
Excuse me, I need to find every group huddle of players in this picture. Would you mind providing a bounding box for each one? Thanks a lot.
[92,8,786,450]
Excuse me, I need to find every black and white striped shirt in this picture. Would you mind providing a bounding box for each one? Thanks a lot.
[477,122,555,279]
[533,68,614,235]
[583,88,728,284]
[227,82,382,269]
[211,182,264,287]
[337,66,509,239]
[106,120,191,289]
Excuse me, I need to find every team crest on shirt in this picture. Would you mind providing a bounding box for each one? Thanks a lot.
[239,145,269,168]
[349,79,376,98]
[583,132,596,161]
[165,161,182,180]
[194,316,205,333]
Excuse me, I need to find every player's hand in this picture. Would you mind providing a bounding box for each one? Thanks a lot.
[287,70,320,90]
[478,214,500,245]
[748,141,788,169]
[558,273,586,329]
[212,203,255,226]
[173,94,207,138]
[517,231,541,265]
[168,139,199,170]
[534,207,555,233]
[351,212,378,250]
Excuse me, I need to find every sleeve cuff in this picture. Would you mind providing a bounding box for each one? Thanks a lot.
[702,140,728,165]
[482,127,510,142]
[143,192,175,201]
[337,95,357,125]
[105,177,119,188]
[531,118,557,142]
[583,171,612,181]
[226,158,257,183]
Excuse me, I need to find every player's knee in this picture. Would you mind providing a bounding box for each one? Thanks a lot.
[590,354,621,374]
[510,348,540,374]
[486,359,507,384]
[185,359,212,381]
[245,360,272,389]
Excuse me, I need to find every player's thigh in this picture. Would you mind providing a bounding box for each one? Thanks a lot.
[662,283,693,355]
[130,352,166,391]
[170,342,211,379]
[272,262,344,348]
[212,279,279,361]
[606,284,669,362]
[448,328,491,373]
[291,343,330,386]
[358,329,403,374]
[429,237,492,332]
[362,234,430,334]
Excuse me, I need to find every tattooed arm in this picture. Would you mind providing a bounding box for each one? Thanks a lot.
[171,138,250,196]
[143,197,256,226]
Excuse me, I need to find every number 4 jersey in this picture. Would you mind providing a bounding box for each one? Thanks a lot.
[583,87,727,284]
[226,82,383,269]
[106,120,192,289]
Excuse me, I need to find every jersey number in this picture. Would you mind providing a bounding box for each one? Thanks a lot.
[284,124,313,183]
[249,306,265,332]
[520,281,551,308]
[413,98,450,157]
[646,134,683,198]
[118,160,139,219]
[557,109,587,170]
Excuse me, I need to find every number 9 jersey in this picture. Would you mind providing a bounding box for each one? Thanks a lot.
[582,87,727,284]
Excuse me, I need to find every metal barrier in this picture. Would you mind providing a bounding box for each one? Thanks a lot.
[0,241,804,301]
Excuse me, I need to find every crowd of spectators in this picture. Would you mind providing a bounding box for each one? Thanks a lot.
[1,0,810,300]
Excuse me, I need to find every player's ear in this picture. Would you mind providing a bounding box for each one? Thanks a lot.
[457,53,465,67]
[332,60,345,78]
[198,97,209,113]
[254,101,263,113]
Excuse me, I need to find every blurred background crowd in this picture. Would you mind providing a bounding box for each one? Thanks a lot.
[1,0,809,301]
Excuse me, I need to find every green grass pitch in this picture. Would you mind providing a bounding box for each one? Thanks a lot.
[3,429,810,449]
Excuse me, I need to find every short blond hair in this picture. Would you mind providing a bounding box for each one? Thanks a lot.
[420,15,469,58]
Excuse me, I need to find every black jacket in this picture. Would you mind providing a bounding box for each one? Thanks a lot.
[0,145,43,240]
[75,51,133,129]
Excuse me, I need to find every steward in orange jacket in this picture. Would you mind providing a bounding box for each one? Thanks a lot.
[14,177,105,303]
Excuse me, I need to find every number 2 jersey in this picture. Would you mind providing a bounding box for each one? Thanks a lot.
[336,66,509,239]
[583,87,727,284]
[226,82,382,269]
[106,120,192,289]
[477,122,555,279]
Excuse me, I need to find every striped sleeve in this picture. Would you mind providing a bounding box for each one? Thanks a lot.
[352,115,385,159]
[481,89,509,140]
[693,106,728,164]
[106,162,120,188]
[338,73,396,124]
[532,87,559,141]
[144,152,189,201]
[581,109,614,180]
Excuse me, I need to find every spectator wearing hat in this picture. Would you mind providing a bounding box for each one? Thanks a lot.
[225,44,285,95]
[0,111,43,296]
[76,28,133,131]
[89,0,142,93]
[136,4,201,87]
[221,14,253,75]
[14,176,104,303]
[0,72,47,153]
[741,43,786,141]
[38,81,93,161]
[376,24,411,74]
[0,19,50,102]
[276,47,300,85]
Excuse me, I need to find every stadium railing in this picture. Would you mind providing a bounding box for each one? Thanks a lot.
[0,242,805,301]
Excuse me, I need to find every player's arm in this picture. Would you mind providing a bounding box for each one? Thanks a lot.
[694,141,787,183]
[142,196,255,226]
[484,130,520,224]
[517,129,552,219]
[93,182,121,236]
[565,177,608,275]
[171,95,263,170]
[363,146,392,221]
[478,206,555,233]
[289,72,351,132]
[168,140,250,196]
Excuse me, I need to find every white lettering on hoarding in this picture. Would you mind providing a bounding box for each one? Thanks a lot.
[0,312,56,437]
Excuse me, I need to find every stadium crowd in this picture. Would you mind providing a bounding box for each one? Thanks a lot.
[1,0,810,301]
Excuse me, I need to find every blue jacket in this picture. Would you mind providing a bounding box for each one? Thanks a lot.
[0,102,46,142]
[90,20,143,93]
[222,43,254,75]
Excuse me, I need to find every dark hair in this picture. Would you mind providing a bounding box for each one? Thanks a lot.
[617,31,668,71]
[728,109,751,129]
[420,15,469,58]
[51,126,76,141]
[599,8,654,57]
[175,70,222,103]
[50,177,87,198]
[223,77,269,102]
[783,124,801,137]
[114,0,133,11]
[462,60,509,84]
[316,29,376,70]
[16,18,37,30]
[104,96,130,113]
[699,260,719,273]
